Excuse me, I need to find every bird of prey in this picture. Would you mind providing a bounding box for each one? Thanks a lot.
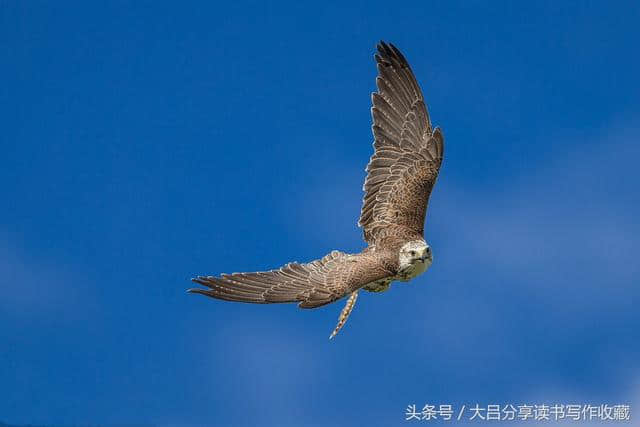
[189,41,444,339]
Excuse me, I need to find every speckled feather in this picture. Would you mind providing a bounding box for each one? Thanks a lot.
[190,249,394,309]
[189,41,444,336]
[359,41,444,246]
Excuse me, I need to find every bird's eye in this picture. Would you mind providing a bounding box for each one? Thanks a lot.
[410,250,416,256]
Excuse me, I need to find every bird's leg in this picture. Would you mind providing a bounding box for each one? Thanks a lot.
[329,290,358,339]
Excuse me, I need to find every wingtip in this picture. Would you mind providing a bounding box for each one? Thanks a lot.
[187,287,209,296]
[375,40,409,69]
[188,277,201,293]
[191,276,209,285]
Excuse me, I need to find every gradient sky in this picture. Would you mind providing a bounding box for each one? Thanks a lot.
[1,1,639,426]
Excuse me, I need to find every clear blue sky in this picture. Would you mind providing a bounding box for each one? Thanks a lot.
[1,1,639,426]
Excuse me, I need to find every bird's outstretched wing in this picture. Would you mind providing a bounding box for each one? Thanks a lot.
[359,42,444,244]
[189,250,392,309]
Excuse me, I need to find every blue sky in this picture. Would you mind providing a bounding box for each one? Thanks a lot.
[1,1,639,426]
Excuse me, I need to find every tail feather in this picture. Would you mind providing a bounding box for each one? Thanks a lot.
[329,291,359,339]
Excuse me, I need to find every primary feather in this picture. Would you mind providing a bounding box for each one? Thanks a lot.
[190,41,445,338]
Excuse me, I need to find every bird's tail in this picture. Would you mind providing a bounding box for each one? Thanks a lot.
[329,290,359,339]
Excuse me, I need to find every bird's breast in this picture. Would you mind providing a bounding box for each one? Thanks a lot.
[396,260,429,282]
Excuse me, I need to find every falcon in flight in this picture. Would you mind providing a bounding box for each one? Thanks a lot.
[190,42,444,338]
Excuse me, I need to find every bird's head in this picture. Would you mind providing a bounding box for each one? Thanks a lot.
[399,240,432,271]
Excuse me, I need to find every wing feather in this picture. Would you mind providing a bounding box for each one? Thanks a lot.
[189,250,393,309]
[359,41,444,244]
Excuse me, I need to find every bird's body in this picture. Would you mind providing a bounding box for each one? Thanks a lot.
[190,42,444,338]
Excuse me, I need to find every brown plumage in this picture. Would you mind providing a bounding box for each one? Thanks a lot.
[191,249,393,309]
[189,41,444,338]
[360,42,444,246]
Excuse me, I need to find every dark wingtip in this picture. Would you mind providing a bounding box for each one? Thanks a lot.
[376,40,389,56]
[375,41,397,67]
[189,276,209,294]
[191,276,208,285]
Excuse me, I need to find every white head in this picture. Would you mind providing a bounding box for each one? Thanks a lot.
[398,240,433,274]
